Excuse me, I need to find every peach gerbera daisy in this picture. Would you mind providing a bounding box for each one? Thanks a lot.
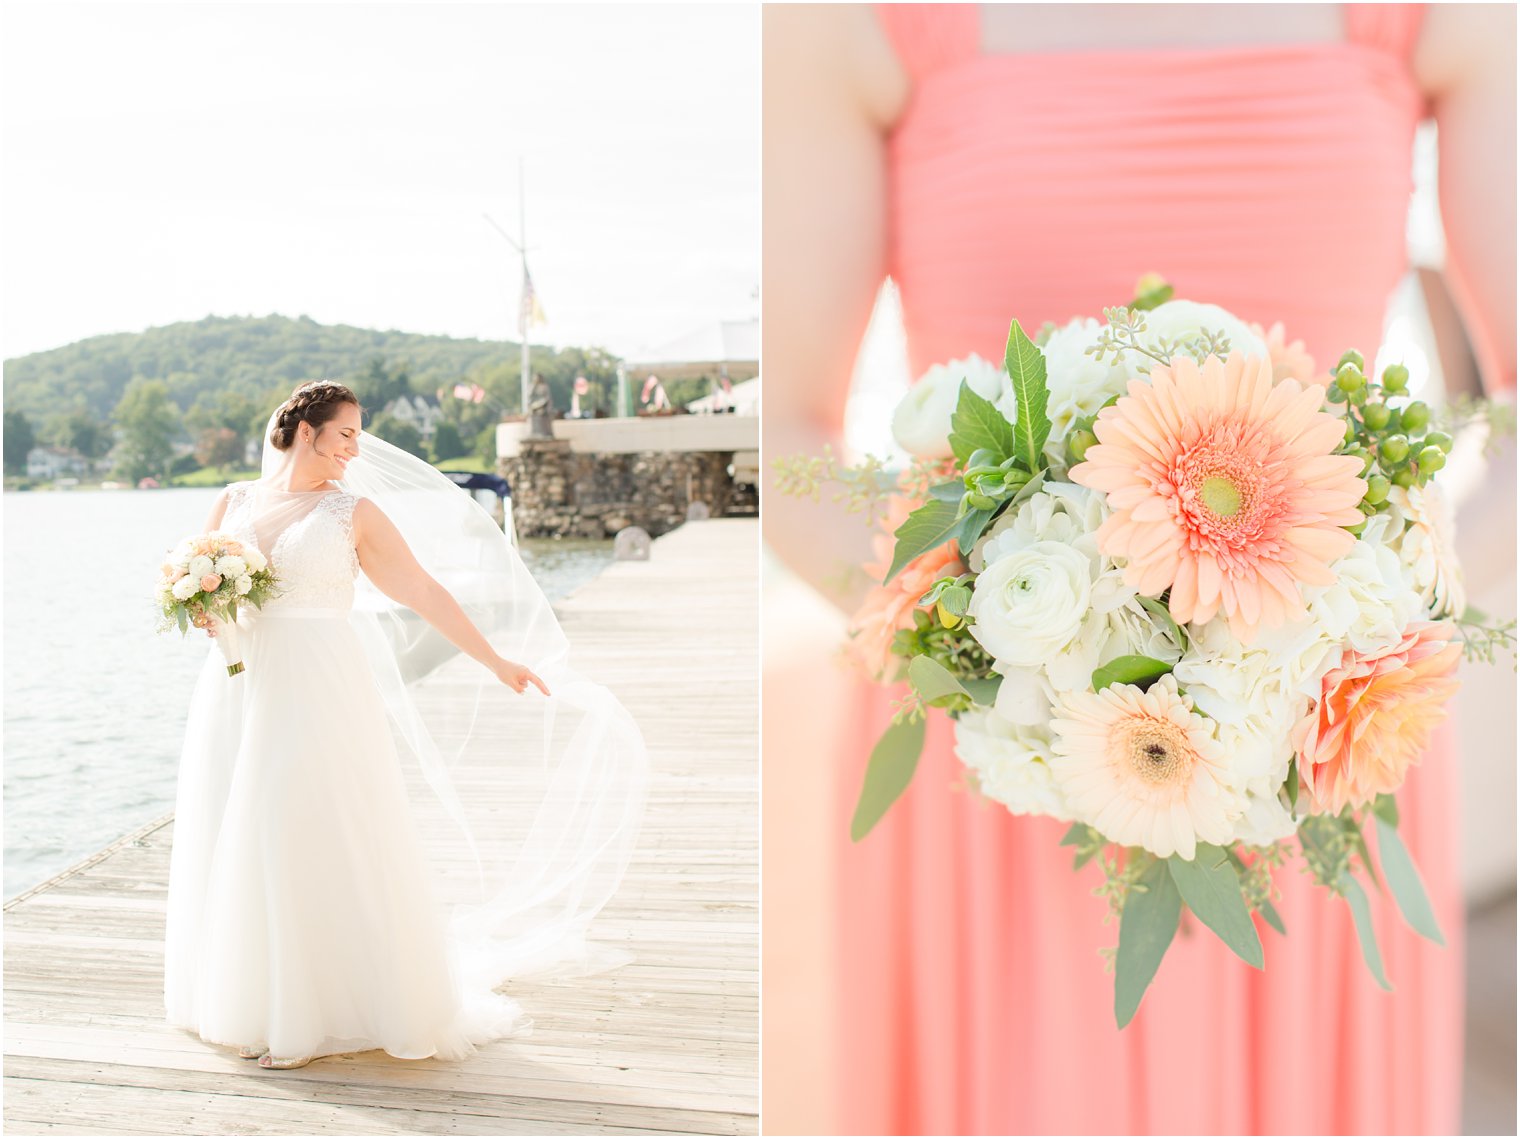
[1049,675,1244,859]
[1070,352,1367,643]
[847,495,962,680]
[1294,622,1461,814]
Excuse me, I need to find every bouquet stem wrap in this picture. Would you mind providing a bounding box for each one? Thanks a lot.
[213,617,244,677]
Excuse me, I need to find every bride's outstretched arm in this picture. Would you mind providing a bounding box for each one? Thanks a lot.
[352,498,549,696]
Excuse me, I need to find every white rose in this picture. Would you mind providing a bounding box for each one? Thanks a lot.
[1038,318,1132,463]
[187,554,215,579]
[1129,300,1268,379]
[235,575,254,595]
[955,707,1072,821]
[891,354,1013,459]
[171,576,198,601]
[969,541,1092,669]
[215,555,247,579]
[243,547,268,573]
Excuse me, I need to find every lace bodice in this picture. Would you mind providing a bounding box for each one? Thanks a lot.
[223,482,360,612]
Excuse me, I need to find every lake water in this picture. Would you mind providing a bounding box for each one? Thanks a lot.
[2,488,612,900]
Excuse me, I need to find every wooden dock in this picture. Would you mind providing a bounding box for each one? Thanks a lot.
[3,519,759,1136]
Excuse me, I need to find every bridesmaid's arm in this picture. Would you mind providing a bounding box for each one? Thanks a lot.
[762,4,909,611]
[1414,2,1517,394]
[351,498,549,695]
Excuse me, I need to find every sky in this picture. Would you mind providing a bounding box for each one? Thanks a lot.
[1,2,759,361]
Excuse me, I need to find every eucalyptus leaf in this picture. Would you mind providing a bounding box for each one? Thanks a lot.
[1091,655,1173,694]
[1259,899,1287,937]
[960,677,1001,706]
[1372,793,1399,828]
[948,382,1015,469]
[956,506,997,556]
[907,655,970,703]
[1374,815,1444,945]
[1167,844,1264,969]
[1004,320,1052,473]
[939,586,972,618]
[850,716,927,842]
[1115,856,1182,1029]
[928,480,964,504]
[885,498,962,583]
[1340,871,1392,990]
[1060,822,1095,848]
[1285,763,1300,817]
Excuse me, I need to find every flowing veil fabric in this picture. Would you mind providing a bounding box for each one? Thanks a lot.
[257,419,648,993]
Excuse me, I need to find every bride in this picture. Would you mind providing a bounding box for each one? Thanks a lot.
[163,380,646,1070]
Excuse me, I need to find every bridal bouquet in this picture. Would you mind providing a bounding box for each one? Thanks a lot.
[776,278,1514,1026]
[157,532,277,677]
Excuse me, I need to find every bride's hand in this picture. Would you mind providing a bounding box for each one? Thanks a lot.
[191,612,218,639]
[493,657,549,696]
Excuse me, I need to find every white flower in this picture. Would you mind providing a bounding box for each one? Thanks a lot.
[955,706,1072,820]
[215,555,247,579]
[1231,787,1300,848]
[171,575,198,601]
[891,354,1013,459]
[968,541,1092,669]
[1049,675,1248,860]
[1038,318,1132,460]
[243,547,268,573]
[187,554,215,579]
[1128,300,1268,379]
[1385,483,1466,619]
[1301,523,1426,654]
[235,575,253,595]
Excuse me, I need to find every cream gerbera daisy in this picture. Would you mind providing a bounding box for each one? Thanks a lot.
[1070,352,1367,643]
[1049,675,1246,860]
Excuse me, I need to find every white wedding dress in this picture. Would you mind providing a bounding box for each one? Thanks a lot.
[164,483,523,1060]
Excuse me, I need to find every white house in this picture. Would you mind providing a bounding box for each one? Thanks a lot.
[25,446,90,480]
[383,395,442,441]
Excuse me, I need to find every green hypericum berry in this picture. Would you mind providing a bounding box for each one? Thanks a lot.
[1364,474,1391,505]
[1362,403,1392,431]
[1327,385,1348,404]
[1391,465,1417,488]
[1337,349,1365,373]
[966,492,997,511]
[1335,363,1366,393]
[1382,363,1410,393]
[1348,447,1374,474]
[1343,421,1357,443]
[1381,434,1411,463]
[1348,385,1368,406]
[1417,446,1446,474]
[1346,517,1368,536]
[1424,430,1454,453]
[1400,401,1431,433]
[1068,429,1099,464]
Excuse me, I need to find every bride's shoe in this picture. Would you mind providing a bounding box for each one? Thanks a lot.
[237,1045,266,1060]
[258,1053,314,1070]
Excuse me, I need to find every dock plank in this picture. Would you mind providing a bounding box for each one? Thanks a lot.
[4,519,759,1136]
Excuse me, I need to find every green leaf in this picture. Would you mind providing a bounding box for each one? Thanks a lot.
[1167,844,1264,969]
[907,655,969,703]
[1348,816,1382,894]
[850,716,927,842]
[1091,655,1173,694]
[1340,871,1392,990]
[1138,595,1188,652]
[938,585,972,618]
[1060,822,1094,848]
[1374,815,1444,945]
[885,499,962,583]
[960,677,1001,706]
[175,607,188,635]
[1285,763,1300,817]
[1259,898,1287,937]
[1372,793,1399,828]
[948,381,1015,468]
[955,506,996,556]
[928,480,964,504]
[1115,856,1182,1029]
[1004,319,1052,473]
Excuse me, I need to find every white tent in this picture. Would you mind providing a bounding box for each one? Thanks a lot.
[685,375,761,416]
[633,319,758,369]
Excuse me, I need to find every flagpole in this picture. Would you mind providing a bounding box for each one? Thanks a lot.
[518,158,531,416]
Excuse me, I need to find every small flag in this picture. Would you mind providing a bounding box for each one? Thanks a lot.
[521,263,547,328]
[453,383,487,404]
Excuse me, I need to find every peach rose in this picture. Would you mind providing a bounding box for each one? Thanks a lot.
[200,573,223,592]
[1294,622,1461,813]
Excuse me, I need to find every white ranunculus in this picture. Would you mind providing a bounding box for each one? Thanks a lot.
[891,354,1013,459]
[215,555,247,579]
[969,541,1093,669]
[1129,300,1268,379]
[171,575,198,601]
[187,554,215,579]
[954,706,1071,821]
[235,575,254,595]
[1038,318,1132,463]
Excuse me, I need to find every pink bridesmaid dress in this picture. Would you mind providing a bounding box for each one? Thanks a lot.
[837,5,1467,1134]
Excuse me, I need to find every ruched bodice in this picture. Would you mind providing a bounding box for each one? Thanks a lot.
[223,483,359,613]
[879,4,1427,374]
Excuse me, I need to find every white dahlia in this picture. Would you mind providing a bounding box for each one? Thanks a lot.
[954,707,1071,821]
[1049,675,1246,860]
[1385,482,1466,619]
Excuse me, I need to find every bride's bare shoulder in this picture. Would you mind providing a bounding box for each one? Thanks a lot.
[764,4,908,130]
[1414,3,1514,96]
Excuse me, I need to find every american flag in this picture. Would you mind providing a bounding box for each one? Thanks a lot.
[520,263,547,328]
[452,383,487,404]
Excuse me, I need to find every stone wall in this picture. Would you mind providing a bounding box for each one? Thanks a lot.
[500,439,752,539]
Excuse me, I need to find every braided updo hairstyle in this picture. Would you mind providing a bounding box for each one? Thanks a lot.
[268,381,363,451]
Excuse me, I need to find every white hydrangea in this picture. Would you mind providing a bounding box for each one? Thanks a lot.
[891,354,1014,459]
[1126,300,1269,380]
[1384,483,1466,619]
[954,706,1071,821]
[171,575,198,601]
[215,554,247,579]
[187,554,215,579]
[1038,318,1132,464]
